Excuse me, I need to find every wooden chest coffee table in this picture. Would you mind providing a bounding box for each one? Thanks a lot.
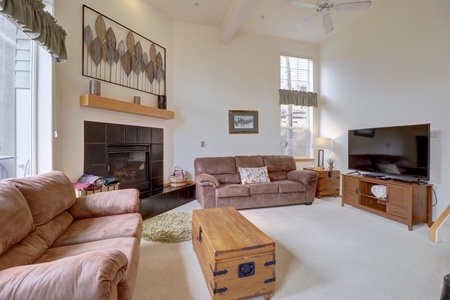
[192,207,276,300]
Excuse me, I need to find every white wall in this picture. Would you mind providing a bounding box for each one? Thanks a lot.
[54,1,319,184]
[172,23,319,179]
[54,0,175,181]
[320,0,450,220]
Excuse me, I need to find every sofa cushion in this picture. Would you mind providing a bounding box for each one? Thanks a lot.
[275,180,306,193]
[248,183,278,195]
[216,184,249,198]
[0,181,35,255]
[214,173,241,184]
[11,171,76,226]
[263,155,296,172]
[263,155,296,181]
[53,213,142,247]
[194,157,241,184]
[0,211,73,271]
[238,166,271,184]
[194,156,236,175]
[235,155,264,169]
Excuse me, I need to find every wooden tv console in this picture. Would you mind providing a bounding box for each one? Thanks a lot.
[341,174,433,231]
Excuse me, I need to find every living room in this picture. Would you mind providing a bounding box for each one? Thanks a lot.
[1,0,450,299]
[49,0,449,220]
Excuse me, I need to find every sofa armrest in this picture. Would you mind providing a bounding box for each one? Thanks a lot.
[0,250,128,300]
[195,173,220,188]
[69,188,139,219]
[287,170,319,185]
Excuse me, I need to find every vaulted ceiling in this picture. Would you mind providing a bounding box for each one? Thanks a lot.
[146,0,389,43]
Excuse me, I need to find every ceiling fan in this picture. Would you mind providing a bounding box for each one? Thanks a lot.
[290,0,372,34]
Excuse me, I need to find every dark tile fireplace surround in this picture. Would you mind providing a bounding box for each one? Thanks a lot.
[84,121,164,195]
[84,121,195,219]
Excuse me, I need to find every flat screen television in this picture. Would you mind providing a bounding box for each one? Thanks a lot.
[348,123,430,182]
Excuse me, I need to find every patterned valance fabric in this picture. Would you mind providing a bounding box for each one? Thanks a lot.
[0,0,67,63]
[279,89,318,107]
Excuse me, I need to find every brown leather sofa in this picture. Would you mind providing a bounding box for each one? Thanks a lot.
[194,155,318,209]
[0,171,142,300]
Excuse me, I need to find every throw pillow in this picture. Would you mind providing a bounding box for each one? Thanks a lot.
[375,163,401,175]
[238,166,271,185]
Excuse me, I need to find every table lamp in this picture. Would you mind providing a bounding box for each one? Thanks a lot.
[312,137,332,168]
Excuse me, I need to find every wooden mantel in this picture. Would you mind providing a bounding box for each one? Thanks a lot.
[80,94,174,119]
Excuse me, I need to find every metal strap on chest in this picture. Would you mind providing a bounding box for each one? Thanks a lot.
[264,260,276,266]
[213,287,228,294]
[210,264,228,276]
[264,277,276,284]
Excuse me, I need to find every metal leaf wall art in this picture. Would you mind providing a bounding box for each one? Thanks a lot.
[82,6,166,96]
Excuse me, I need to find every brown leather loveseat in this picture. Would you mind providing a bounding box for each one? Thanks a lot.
[0,171,142,300]
[194,155,318,209]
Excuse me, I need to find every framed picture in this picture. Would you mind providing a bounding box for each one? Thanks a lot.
[82,5,166,96]
[229,110,259,134]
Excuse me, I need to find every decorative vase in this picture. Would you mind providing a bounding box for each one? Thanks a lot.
[328,166,334,172]
[158,95,166,109]
[89,80,101,96]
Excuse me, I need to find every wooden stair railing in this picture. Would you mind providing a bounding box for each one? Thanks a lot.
[430,205,450,242]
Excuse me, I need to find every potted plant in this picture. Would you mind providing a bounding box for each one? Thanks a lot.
[326,158,335,171]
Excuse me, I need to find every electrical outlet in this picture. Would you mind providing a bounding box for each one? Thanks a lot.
[430,130,440,138]
[201,141,206,147]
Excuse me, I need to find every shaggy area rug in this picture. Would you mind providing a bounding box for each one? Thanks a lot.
[142,212,192,243]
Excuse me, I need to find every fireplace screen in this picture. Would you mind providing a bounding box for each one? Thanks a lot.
[108,145,150,190]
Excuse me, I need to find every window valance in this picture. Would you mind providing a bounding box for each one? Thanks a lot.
[0,0,67,63]
[279,89,318,107]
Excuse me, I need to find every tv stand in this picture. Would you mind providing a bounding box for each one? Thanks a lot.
[341,174,433,231]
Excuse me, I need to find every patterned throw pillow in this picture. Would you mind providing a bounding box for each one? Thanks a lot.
[238,166,271,185]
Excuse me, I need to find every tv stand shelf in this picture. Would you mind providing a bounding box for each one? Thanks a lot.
[341,174,433,231]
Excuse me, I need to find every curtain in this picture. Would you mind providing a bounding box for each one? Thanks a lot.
[0,0,67,63]
[279,89,318,107]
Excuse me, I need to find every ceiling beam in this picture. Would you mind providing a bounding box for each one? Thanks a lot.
[219,0,257,44]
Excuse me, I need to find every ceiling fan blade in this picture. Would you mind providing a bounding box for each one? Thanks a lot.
[291,13,319,31]
[334,1,371,11]
[289,1,317,10]
[323,13,333,33]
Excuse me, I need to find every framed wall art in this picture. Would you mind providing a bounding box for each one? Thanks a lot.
[82,5,166,96]
[229,110,259,134]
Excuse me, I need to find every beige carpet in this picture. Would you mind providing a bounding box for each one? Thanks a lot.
[134,197,450,300]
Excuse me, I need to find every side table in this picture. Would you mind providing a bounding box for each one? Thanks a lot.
[304,168,340,198]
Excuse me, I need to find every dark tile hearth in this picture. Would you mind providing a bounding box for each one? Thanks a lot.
[139,183,196,219]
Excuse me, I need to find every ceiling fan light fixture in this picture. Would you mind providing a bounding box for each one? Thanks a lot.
[316,2,334,14]
[290,0,372,33]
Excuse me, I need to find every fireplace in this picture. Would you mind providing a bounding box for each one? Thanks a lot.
[84,121,164,195]
[108,144,150,191]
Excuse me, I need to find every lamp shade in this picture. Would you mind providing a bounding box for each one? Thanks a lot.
[312,137,332,150]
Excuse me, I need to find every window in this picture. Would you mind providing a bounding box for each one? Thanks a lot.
[0,15,33,179]
[280,54,313,158]
[0,2,54,180]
